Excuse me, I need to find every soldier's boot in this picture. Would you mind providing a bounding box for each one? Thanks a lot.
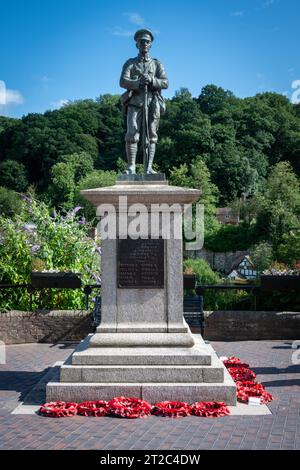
[125,142,137,174]
[146,143,157,174]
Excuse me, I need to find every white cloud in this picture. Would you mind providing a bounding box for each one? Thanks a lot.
[0,80,24,106]
[263,0,275,7]
[40,75,52,83]
[263,26,280,33]
[124,12,144,26]
[51,99,69,109]
[231,11,245,17]
[111,26,134,37]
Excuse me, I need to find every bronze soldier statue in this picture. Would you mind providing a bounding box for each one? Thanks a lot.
[120,29,169,175]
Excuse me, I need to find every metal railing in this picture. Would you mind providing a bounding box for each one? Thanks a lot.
[0,282,101,311]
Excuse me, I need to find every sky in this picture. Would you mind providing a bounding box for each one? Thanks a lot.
[0,0,299,118]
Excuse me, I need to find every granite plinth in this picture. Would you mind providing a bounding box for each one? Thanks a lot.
[117,173,166,183]
[46,180,236,406]
[46,337,236,404]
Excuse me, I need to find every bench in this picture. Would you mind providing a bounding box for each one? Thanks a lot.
[92,295,205,337]
[183,296,205,337]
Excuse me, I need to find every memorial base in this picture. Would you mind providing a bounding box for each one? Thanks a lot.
[46,179,236,406]
[46,335,237,405]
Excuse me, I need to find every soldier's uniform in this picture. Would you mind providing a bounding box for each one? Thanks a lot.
[120,29,169,174]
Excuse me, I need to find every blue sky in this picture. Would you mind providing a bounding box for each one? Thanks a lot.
[0,0,299,117]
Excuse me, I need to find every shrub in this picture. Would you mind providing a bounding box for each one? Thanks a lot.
[0,187,23,217]
[183,258,250,310]
[0,195,101,311]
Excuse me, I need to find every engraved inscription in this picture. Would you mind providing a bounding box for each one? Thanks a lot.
[117,239,164,288]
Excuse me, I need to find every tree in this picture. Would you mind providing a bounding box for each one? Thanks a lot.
[250,242,273,273]
[170,157,219,234]
[0,187,23,217]
[96,94,125,170]
[75,170,117,220]
[255,162,300,249]
[229,194,264,226]
[276,230,300,266]
[197,84,236,115]
[0,160,28,191]
[48,161,76,209]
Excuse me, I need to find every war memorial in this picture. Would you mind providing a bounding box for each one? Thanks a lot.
[46,29,236,405]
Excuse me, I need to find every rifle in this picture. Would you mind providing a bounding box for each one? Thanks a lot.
[142,83,150,173]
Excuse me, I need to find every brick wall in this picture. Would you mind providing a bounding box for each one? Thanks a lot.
[0,310,299,344]
[0,310,93,344]
[200,310,300,341]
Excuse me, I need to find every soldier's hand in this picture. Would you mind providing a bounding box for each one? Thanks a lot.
[140,74,152,86]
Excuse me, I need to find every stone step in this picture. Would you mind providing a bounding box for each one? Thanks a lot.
[71,334,211,366]
[60,360,224,384]
[72,347,212,366]
[47,373,236,405]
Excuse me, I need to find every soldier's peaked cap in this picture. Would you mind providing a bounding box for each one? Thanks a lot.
[134,29,154,42]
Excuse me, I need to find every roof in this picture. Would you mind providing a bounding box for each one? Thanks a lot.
[216,207,232,215]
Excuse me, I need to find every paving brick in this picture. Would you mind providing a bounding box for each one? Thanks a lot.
[0,340,299,449]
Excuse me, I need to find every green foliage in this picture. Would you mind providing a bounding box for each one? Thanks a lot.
[0,187,23,217]
[170,157,220,234]
[0,160,28,191]
[254,161,300,249]
[205,222,256,252]
[0,196,101,311]
[75,170,117,221]
[184,258,219,285]
[229,195,264,226]
[183,258,249,310]
[250,242,273,273]
[1,86,300,212]
[276,231,300,266]
[46,152,95,208]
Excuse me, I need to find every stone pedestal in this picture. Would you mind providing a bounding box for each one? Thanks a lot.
[46,179,236,405]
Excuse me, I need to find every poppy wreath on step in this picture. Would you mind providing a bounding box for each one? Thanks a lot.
[223,357,250,369]
[236,381,273,404]
[152,401,191,417]
[77,400,109,417]
[227,366,256,382]
[108,397,153,419]
[190,401,230,418]
[39,401,78,418]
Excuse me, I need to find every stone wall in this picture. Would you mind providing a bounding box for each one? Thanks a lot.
[185,248,248,274]
[0,310,93,345]
[0,309,300,344]
[195,311,300,341]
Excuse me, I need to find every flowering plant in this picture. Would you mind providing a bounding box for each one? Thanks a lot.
[0,195,101,310]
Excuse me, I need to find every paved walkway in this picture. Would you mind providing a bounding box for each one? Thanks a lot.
[0,340,299,450]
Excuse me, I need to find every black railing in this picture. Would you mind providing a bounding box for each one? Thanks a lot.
[196,284,259,311]
[0,282,101,311]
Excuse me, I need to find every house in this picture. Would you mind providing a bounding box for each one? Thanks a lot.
[228,255,257,281]
[216,207,239,225]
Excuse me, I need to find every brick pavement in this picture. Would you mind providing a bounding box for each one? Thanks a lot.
[0,340,299,450]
